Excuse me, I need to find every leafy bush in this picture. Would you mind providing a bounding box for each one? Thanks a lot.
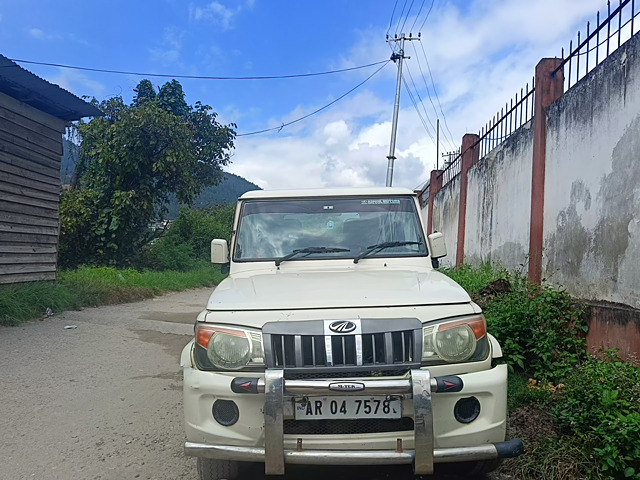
[440,262,506,294]
[553,352,640,479]
[144,204,234,270]
[441,265,588,381]
[483,275,588,381]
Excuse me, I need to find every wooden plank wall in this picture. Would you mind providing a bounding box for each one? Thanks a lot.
[0,91,67,284]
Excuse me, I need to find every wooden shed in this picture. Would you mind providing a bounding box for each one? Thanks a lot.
[0,55,102,284]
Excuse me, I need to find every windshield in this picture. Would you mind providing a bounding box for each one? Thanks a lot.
[234,196,428,262]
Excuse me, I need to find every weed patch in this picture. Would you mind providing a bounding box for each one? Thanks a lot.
[0,263,225,326]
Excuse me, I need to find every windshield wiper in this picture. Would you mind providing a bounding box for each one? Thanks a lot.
[353,241,421,264]
[275,246,350,266]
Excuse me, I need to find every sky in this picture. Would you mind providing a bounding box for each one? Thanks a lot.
[0,0,608,191]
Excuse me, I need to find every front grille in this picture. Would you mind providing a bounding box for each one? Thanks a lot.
[263,319,422,372]
[283,417,414,435]
[284,368,409,380]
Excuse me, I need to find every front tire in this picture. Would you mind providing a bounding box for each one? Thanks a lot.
[197,458,239,480]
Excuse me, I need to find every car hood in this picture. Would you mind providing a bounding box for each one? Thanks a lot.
[206,268,471,311]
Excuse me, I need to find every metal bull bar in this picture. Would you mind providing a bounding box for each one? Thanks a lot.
[264,368,436,475]
[185,369,525,475]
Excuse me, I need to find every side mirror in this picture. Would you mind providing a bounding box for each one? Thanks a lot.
[211,239,229,264]
[427,232,447,259]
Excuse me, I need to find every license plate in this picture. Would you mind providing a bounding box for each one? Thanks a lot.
[294,396,401,420]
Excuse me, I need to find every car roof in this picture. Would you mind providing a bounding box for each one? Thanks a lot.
[239,187,416,200]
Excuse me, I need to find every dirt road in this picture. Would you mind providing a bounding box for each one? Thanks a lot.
[0,288,501,480]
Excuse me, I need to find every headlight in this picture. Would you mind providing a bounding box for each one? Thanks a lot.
[195,324,264,370]
[422,315,488,363]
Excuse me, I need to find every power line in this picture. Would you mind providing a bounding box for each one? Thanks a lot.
[418,41,456,145]
[418,0,436,32]
[401,75,436,145]
[399,0,416,34]
[8,58,389,81]
[387,0,400,35]
[410,42,456,150]
[236,60,390,137]
[395,0,409,34]
[410,0,428,33]
[403,63,437,138]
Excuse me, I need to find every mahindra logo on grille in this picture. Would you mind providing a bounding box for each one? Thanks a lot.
[329,320,356,333]
[329,382,365,392]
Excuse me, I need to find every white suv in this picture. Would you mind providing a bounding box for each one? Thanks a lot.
[181,187,523,479]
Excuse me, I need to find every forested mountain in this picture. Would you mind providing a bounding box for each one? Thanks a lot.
[61,139,261,219]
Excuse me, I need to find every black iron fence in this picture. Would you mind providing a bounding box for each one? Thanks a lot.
[554,0,640,90]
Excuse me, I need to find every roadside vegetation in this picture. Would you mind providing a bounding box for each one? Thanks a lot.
[443,264,640,480]
[0,263,226,327]
[1,203,234,327]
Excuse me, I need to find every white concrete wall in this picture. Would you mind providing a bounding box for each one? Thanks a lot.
[431,176,460,267]
[544,33,640,309]
[465,121,533,270]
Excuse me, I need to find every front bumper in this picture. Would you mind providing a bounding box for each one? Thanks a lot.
[184,366,524,475]
[185,437,524,466]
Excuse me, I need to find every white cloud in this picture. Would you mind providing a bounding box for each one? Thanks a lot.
[49,69,106,99]
[189,0,254,31]
[149,26,185,66]
[28,28,45,39]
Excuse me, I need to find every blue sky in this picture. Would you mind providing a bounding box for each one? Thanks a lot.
[0,0,607,190]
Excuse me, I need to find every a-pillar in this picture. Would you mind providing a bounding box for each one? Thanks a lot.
[426,169,443,235]
[528,58,564,284]
[455,134,480,268]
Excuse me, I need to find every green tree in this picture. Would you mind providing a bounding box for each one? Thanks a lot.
[60,79,236,268]
[133,79,156,106]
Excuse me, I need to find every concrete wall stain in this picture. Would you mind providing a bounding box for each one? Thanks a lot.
[591,113,640,291]
[545,180,591,277]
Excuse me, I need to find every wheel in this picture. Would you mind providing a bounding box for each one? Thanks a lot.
[196,458,240,480]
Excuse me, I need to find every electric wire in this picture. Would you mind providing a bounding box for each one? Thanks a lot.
[7,58,390,81]
[395,0,409,35]
[410,42,456,150]
[418,0,436,32]
[401,75,436,145]
[387,0,400,36]
[403,63,437,139]
[418,41,456,145]
[236,60,390,137]
[410,0,428,33]
[399,0,416,34]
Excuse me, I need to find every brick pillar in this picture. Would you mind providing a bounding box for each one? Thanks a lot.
[528,58,564,284]
[456,134,480,267]
[427,169,443,234]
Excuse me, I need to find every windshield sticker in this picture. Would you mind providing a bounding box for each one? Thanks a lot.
[361,199,401,205]
[323,205,334,210]
[326,220,335,230]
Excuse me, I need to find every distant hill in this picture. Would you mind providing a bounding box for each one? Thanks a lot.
[61,139,261,219]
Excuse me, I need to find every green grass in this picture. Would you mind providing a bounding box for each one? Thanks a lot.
[0,262,226,326]
[507,372,553,410]
[439,262,507,294]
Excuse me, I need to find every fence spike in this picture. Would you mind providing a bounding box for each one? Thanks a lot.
[596,11,600,65]
[577,30,581,85]
[586,21,590,74]
[618,0,622,48]
[607,0,611,57]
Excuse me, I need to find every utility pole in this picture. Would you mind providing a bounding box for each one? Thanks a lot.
[385,33,419,187]
[436,119,440,170]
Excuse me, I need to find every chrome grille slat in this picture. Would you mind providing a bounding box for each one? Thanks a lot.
[268,330,419,370]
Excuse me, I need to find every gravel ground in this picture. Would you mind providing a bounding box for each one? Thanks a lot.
[0,288,505,480]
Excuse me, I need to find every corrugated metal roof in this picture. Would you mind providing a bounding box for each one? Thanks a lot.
[0,55,103,121]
